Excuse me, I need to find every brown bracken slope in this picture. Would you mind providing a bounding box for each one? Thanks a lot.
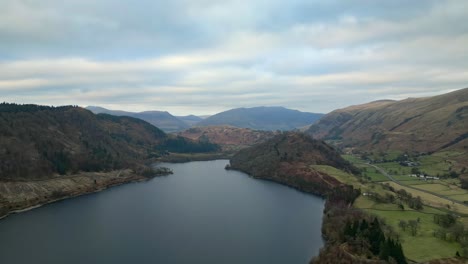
[306,88,468,154]
[178,126,278,151]
[229,132,359,196]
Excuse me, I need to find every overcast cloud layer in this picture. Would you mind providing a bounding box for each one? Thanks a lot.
[1,0,467,115]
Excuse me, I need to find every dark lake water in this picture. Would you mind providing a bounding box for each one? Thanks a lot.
[0,160,324,264]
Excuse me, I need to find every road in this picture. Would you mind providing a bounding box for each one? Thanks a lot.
[366,163,467,208]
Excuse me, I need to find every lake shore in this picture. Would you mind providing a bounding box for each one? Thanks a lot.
[157,152,231,163]
[0,169,154,220]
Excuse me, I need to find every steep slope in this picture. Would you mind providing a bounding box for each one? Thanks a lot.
[178,126,278,152]
[0,103,214,180]
[197,106,324,131]
[306,88,468,154]
[229,132,358,195]
[86,106,189,132]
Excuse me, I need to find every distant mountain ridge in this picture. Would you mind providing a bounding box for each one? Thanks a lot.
[306,88,468,154]
[176,115,204,127]
[196,106,324,131]
[86,106,189,132]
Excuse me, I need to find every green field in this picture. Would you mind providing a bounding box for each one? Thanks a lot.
[355,196,461,262]
[323,156,468,261]
[392,175,420,181]
[418,153,454,176]
[414,183,454,192]
[446,193,468,203]
[439,190,467,196]
[374,162,412,175]
[341,152,468,261]
[361,167,389,182]
[399,180,429,185]
[311,165,363,187]
[342,154,364,164]
[312,165,393,196]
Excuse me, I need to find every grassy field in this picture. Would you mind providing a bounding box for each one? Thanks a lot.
[311,165,363,188]
[439,190,467,196]
[344,153,468,206]
[312,165,395,197]
[374,162,412,175]
[392,175,421,181]
[384,181,468,215]
[418,153,454,176]
[361,166,389,182]
[398,180,430,185]
[355,196,461,262]
[339,152,468,261]
[446,194,468,203]
[314,161,467,261]
[415,183,455,192]
[316,163,468,214]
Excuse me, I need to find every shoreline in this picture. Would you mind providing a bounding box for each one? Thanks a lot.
[0,172,154,221]
[156,152,231,163]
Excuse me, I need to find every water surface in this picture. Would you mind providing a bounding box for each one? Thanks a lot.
[0,160,324,264]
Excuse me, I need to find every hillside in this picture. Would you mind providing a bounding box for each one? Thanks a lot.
[228,132,414,263]
[178,126,278,152]
[196,106,324,131]
[86,106,189,132]
[0,103,216,180]
[306,88,468,155]
[229,132,358,195]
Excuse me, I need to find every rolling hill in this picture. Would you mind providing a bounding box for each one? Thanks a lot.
[196,106,324,131]
[229,132,358,195]
[86,106,189,132]
[306,88,468,154]
[0,103,217,180]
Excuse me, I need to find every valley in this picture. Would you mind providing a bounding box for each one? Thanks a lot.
[0,88,467,264]
[3,1,468,263]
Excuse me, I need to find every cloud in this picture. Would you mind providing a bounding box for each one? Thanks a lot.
[0,0,467,115]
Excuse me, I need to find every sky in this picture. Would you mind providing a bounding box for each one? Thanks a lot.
[1,0,467,115]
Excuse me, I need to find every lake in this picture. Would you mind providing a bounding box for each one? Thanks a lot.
[0,160,324,264]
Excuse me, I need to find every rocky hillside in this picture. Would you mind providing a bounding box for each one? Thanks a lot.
[197,106,324,131]
[86,106,189,132]
[0,103,216,180]
[178,126,278,152]
[306,88,468,154]
[229,132,358,195]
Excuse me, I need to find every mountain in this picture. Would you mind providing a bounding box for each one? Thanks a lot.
[178,126,278,152]
[196,106,324,131]
[306,88,468,154]
[0,103,217,180]
[86,106,189,132]
[176,115,204,126]
[229,132,358,195]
